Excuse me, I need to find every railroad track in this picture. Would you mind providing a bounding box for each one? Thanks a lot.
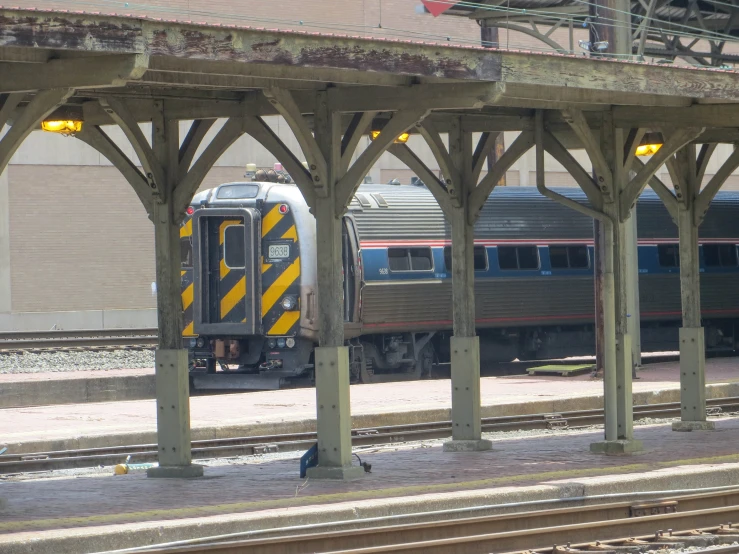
[3,396,738,475]
[101,488,739,553]
[0,328,158,352]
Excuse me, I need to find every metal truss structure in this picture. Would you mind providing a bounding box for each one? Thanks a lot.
[444,0,739,67]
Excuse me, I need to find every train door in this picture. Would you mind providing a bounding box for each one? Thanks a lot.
[342,215,362,324]
[193,208,261,336]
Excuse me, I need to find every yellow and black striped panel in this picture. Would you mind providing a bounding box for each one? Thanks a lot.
[261,203,301,336]
[218,218,247,324]
[180,215,196,337]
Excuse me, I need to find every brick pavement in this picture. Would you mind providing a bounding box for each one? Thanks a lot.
[1,357,738,446]
[2,418,739,536]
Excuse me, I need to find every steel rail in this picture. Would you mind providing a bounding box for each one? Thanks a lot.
[110,490,739,554]
[3,397,739,475]
[0,328,158,351]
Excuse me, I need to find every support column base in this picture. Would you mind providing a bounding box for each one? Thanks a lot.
[672,420,715,432]
[147,464,204,479]
[590,439,643,455]
[443,439,493,452]
[306,465,366,480]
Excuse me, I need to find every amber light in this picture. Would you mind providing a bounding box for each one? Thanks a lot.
[370,130,410,144]
[635,143,662,156]
[41,120,83,135]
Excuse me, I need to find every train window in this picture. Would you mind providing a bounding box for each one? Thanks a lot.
[216,184,259,199]
[549,245,590,269]
[180,237,193,269]
[388,248,410,271]
[410,248,433,270]
[223,225,246,268]
[703,243,738,267]
[498,246,540,270]
[443,246,488,271]
[658,244,680,268]
[387,247,433,271]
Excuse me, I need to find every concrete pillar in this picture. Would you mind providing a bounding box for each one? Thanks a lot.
[306,98,364,480]
[591,125,642,455]
[0,167,11,313]
[673,204,713,431]
[146,116,202,478]
[443,123,491,453]
[626,209,642,369]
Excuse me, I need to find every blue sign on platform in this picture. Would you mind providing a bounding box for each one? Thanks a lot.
[300,443,318,478]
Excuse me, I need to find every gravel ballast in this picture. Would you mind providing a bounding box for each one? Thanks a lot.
[0,349,155,374]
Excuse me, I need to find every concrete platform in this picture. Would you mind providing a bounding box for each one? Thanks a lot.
[3,418,739,553]
[0,368,154,409]
[2,357,739,454]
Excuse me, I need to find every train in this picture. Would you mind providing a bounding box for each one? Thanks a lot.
[179,173,739,389]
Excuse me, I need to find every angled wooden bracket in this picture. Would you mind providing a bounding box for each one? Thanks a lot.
[335,108,429,214]
[99,97,166,200]
[562,108,612,196]
[388,143,453,216]
[468,130,535,224]
[0,88,74,174]
[173,117,246,219]
[340,111,376,175]
[75,124,155,214]
[264,88,328,196]
[631,157,679,221]
[694,145,739,225]
[242,115,315,209]
[620,127,704,215]
[542,130,603,210]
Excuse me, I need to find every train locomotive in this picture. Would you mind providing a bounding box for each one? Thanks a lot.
[180,172,739,389]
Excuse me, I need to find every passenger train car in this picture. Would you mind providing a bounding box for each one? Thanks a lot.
[180,180,739,388]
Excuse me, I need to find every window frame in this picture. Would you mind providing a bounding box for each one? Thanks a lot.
[548,244,590,270]
[387,246,435,273]
[702,243,739,268]
[180,237,193,269]
[497,245,541,271]
[657,244,680,268]
[223,224,246,269]
[443,245,489,272]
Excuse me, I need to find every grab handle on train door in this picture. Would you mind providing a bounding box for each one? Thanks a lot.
[306,291,315,324]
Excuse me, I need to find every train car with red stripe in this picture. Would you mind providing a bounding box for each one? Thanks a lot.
[182,178,739,389]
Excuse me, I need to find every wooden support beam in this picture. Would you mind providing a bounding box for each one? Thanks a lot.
[542,130,603,210]
[696,143,717,186]
[468,130,535,221]
[418,119,460,204]
[177,119,216,181]
[0,93,23,130]
[0,88,73,174]
[241,115,315,209]
[339,112,375,175]
[387,143,453,216]
[535,112,607,222]
[264,88,327,195]
[470,132,500,186]
[695,146,739,225]
[75,124,154,214]
[174,117,245,219]
[631,157,678,221]
[562,109,612,195]
[99,96,165,199]
[0,54,148,93]
[335,109,428,214]
[623,128,646,174]
[620,127,704,214]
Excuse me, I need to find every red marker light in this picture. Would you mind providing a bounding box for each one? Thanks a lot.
[279,204,289,214]
[186,206,194,215]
